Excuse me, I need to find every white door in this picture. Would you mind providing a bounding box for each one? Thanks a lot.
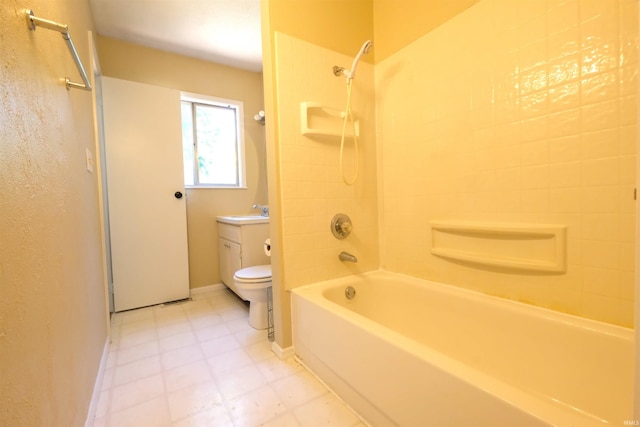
[102,77,190,312]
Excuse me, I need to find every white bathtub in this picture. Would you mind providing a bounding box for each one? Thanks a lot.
[291,271,634,427]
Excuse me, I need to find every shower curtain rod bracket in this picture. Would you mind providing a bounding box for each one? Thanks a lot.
[25,9,92,92]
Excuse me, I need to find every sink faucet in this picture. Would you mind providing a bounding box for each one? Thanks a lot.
[339,251,358,263]
[252,204,269,217]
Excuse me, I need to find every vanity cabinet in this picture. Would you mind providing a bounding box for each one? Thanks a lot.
[218,237,241,291]
[216,220,270,293]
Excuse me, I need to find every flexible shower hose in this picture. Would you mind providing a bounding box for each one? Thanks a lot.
[339,80,359,186]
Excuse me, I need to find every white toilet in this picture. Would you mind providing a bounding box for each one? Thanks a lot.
[233,264,272,330]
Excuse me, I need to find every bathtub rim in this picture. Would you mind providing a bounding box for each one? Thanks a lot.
[290,269,633,426]
[291,269,633,340]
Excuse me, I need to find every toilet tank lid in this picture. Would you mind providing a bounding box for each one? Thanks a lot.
[235,265,272,280]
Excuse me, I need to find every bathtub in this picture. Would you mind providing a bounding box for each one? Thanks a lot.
[291,270,634,427]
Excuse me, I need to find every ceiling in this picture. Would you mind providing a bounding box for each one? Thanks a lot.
[89,0,263,72]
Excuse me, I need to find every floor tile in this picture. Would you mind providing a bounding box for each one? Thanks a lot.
[159,330,198,352]
[260,412,301,427]
[199,335,241,358]
[194,322,232,342]
[167,380,224,422]
[93,288,366,427]
[171,403,234,427]
[161,343,204,371]
[256,355,304,383]
[164,359,213,393]
[187,311,224,330]
[271,371,329,409]
[109,374,165,413]
[117,327,157,349]
[234,327,267,346]
[112,355,162,387]
[227,385,288,426]
[207,348,255,376]
[107,396,170,427]
[215,364,268,401]
[156,319,192,339]
[116,340,160,366]
[293,393,362,426]
[245,339,275,362]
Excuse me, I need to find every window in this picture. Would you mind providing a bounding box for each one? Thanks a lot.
[181,93,245,187]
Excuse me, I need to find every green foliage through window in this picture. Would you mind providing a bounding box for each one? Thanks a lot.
[181,96,244,187]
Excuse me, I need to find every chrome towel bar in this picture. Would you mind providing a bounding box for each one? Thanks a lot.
[26,9,92,91]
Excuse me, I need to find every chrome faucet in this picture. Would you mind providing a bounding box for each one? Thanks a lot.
[252,204,269,217]
[339,251,358,263]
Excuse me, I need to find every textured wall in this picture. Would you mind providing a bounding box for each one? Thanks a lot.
[377,0,637,327]
[0,1,107,426]
[97,36,268,288]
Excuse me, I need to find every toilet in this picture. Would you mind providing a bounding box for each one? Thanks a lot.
[233,264,272,330]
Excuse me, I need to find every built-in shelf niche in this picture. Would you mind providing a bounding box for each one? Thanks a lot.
[430,220,567,273]
[300,102,359,140]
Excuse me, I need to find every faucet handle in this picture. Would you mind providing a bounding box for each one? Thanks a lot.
[252,204,269,217]
[339,221,352,234]
[331,213,352,239]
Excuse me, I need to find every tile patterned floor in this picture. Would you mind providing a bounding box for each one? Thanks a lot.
[92,288,367,427]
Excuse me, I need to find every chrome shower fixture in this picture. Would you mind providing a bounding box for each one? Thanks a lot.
[333,66,346,77]
[332,40,373,81]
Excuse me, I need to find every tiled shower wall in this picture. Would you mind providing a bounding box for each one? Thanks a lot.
[377,0,637,327]
[274,32,379,289]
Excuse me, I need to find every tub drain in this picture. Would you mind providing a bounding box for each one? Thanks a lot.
[345,286,356,300]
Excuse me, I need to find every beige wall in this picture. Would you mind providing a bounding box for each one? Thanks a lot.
[97,36,268,288]
[266,0,481,65]
[373,0,480,61]
[269,0,374,63]
[0,1,108,425]
[377,0,637,327]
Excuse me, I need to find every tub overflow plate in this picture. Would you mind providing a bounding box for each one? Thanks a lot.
[345,286,356,300]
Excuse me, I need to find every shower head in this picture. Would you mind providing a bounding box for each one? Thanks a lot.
[345,40,372,82]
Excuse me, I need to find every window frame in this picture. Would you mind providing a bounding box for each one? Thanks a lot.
[180,92,247,189]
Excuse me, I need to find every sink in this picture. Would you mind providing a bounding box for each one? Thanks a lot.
[216,215,270,225]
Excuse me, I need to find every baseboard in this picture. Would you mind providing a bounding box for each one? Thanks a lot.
[271,341,295,360]
[84,337,110,427]
[190,282,226,295]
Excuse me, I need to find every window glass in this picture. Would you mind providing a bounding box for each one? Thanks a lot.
[194,104,238,185]
[180,94,245,188]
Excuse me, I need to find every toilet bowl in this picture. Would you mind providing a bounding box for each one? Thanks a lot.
[233,265,272,330]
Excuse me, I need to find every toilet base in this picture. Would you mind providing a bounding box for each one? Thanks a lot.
[249,299,268,329]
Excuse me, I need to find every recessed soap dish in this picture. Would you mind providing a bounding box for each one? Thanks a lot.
[430,220,567,273]
[300,102,359,139]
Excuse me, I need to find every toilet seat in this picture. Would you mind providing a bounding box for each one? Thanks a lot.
[234,265,272,283]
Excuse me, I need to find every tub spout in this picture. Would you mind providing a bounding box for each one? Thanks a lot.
[339,251,358,263]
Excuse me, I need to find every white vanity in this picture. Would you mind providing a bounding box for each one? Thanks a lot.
[216,215,270,296]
